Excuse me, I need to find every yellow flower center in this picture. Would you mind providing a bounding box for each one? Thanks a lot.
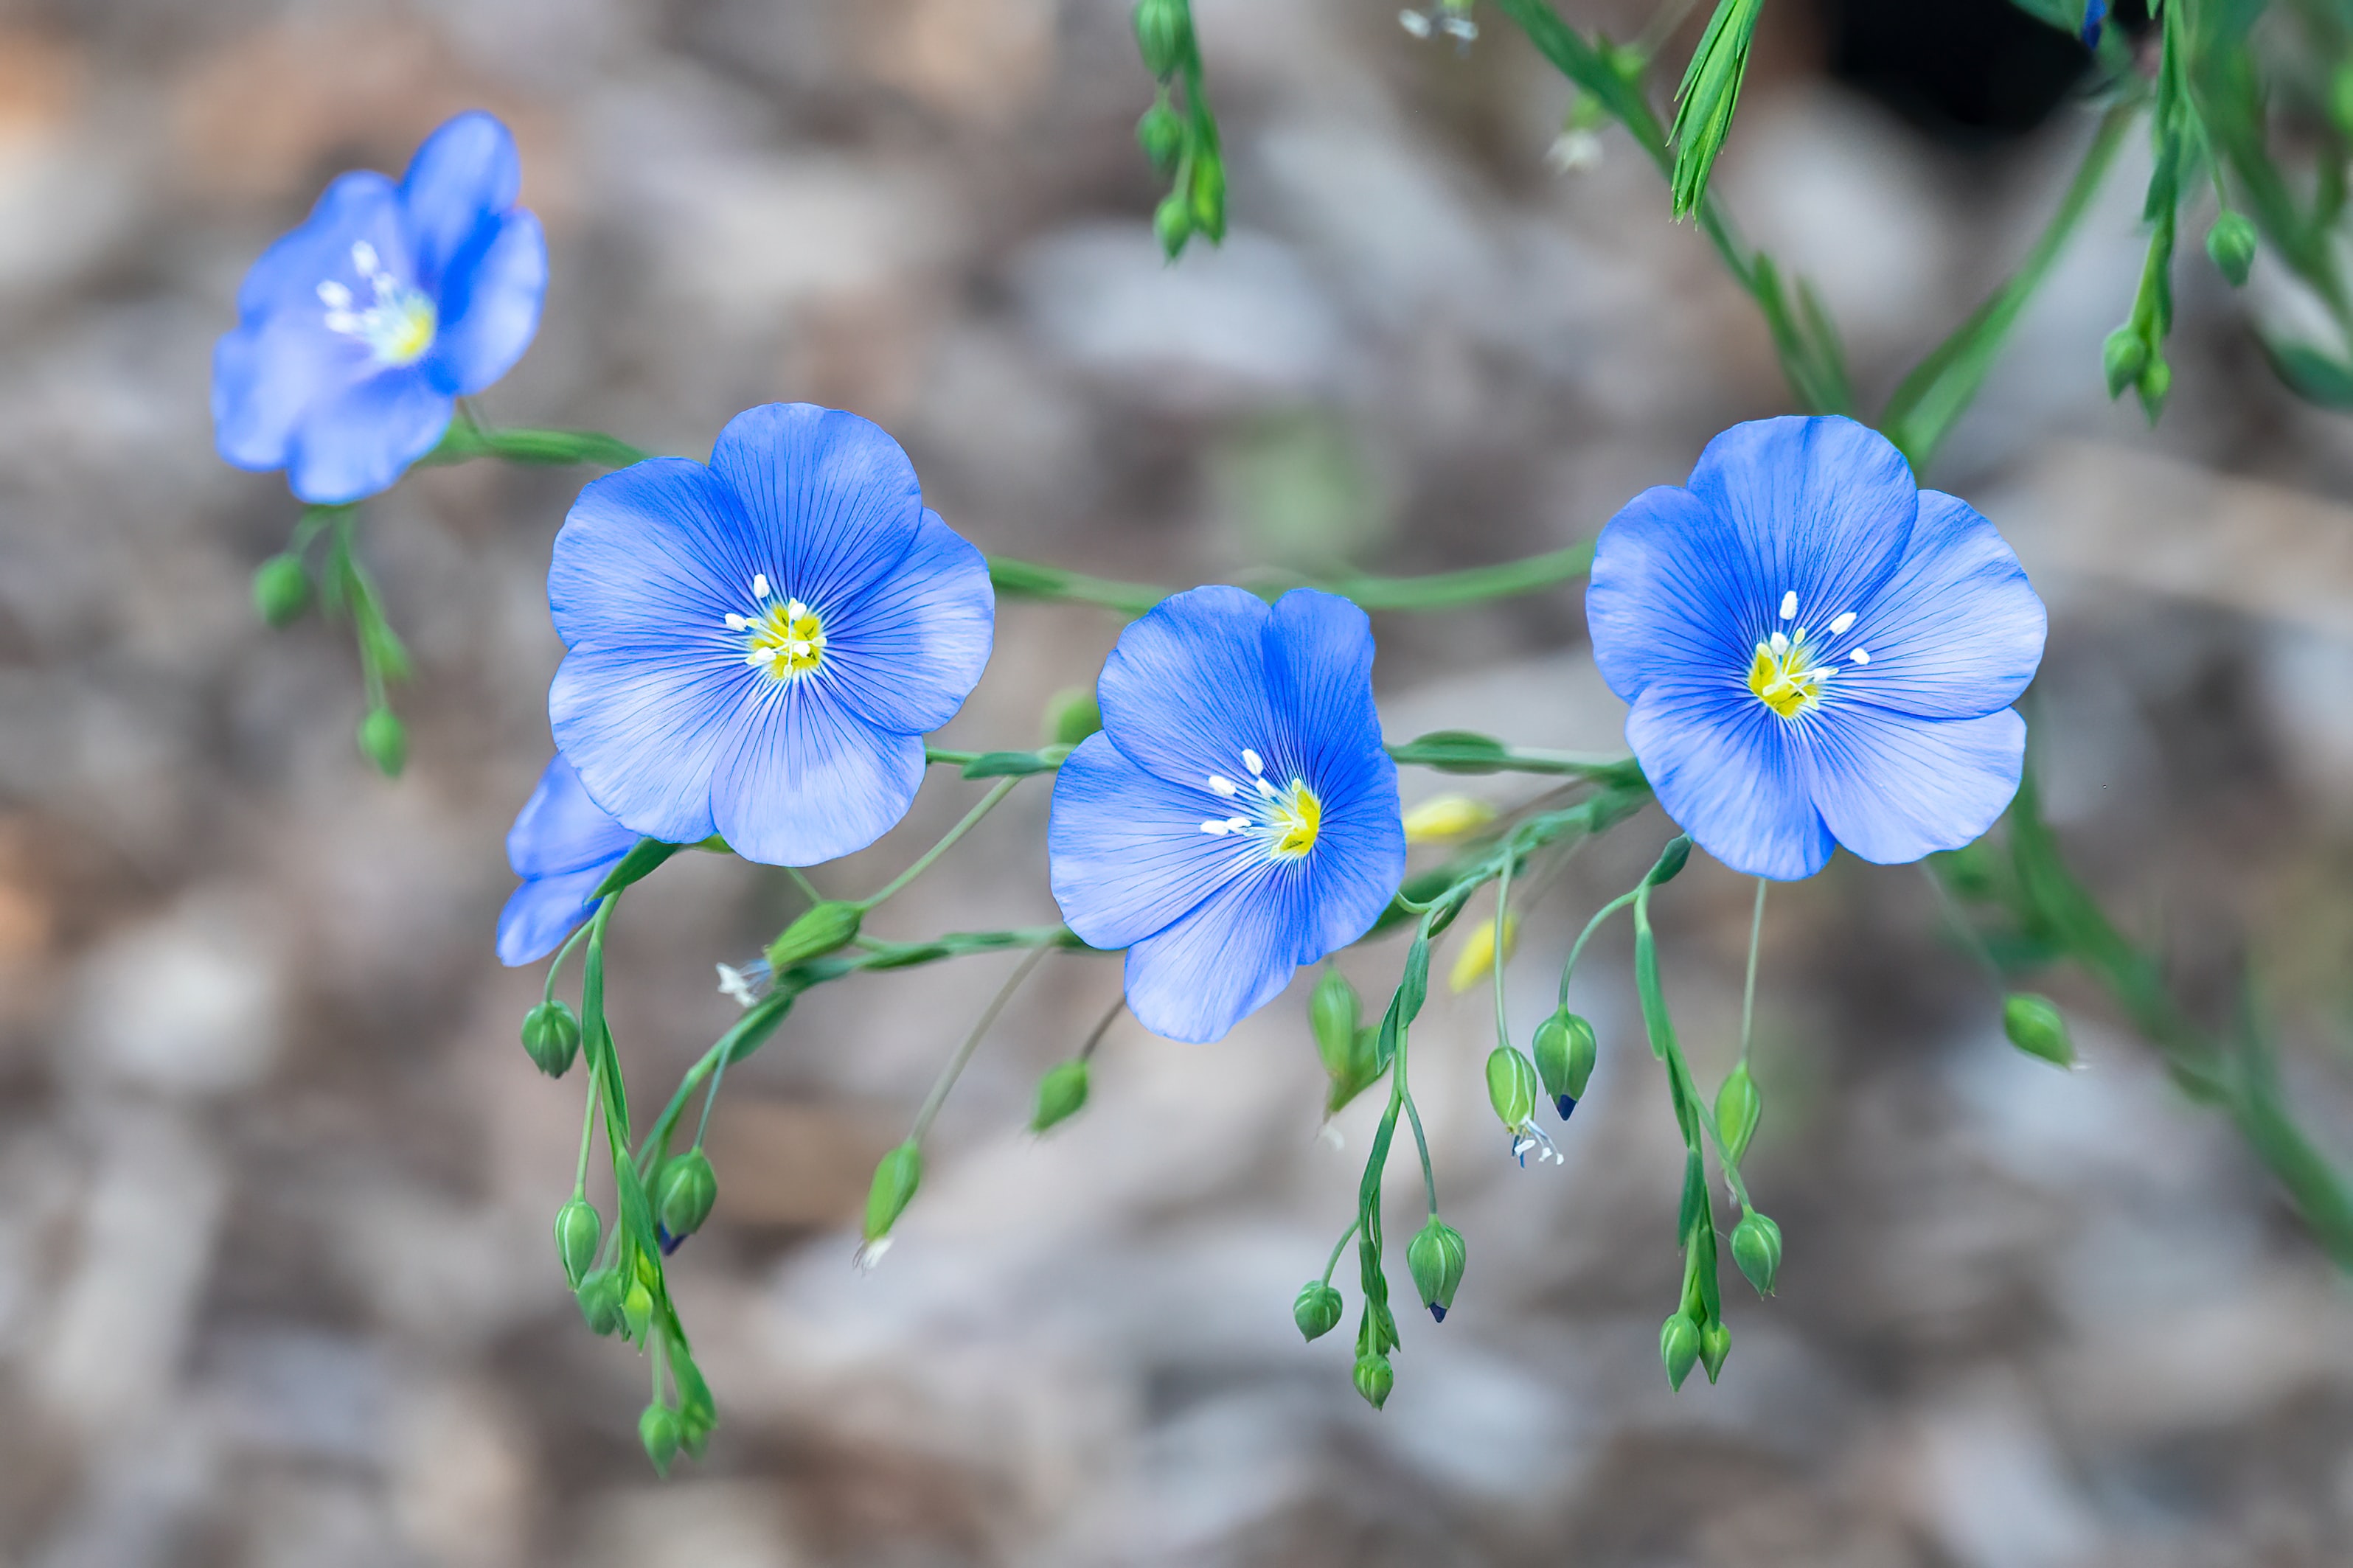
[1268,780,1321,857]
[1197,748,1321,860]
[318,240,437,367]
[725,575,826,682]
[1747,590,1871,719]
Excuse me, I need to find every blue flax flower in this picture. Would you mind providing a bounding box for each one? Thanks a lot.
[1049,587,1405,1043]
[498,753,637,966]
[213,111,547,503]
[1585,416,2045,882]
[549,403,993,868]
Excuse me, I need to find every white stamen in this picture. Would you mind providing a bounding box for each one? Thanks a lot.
[1226,815,1249,832]
[1242,750,1264,775]
[723,613,749,630]
[789,641,812,657]
[1254,775,1278,800]
[351,240,380,276]
[1200,819,1233,835]
[1399,8,1433,37]
[1769,631,1790,654]
[752,574,771,599]
[1850,648,1871,665]
[1206,775,1237,798]
[785,599,806,619]
[1779,590,1798,620]
[316,281,352,310]
[1829,611,1856,635]
[854,1236,892,1271]
[744,649,767,667]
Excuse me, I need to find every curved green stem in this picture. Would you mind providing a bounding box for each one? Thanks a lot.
[1321,1216,1363,1286]
[861,776,1022,911]
[574,1060,600,1199]
[1492,854,1515,1051]
[543,920,594,1006]
[1739,877,1766,1064]
[1560,889,1640,1007]
[909,944,1052,1146]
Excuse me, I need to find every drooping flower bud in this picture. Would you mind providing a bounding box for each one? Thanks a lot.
[1698,1320,1731,1384]
[1352,1351,1394,1410]
[1405,1217,1467,1322]
[863,1140,922,1246]
[639,1402,681,1474]
[1043,685,1103,746]
[2102,326,2147,399]
[1153,192,1193,259]
[1731,1210,1782,1297]
[1030,1059,1089,1133]
[1659,1311,1700,1390]
[1311,969,1380,1115]
[1135,99,1185,178]
[1484,1047,1538,1133]
[358,705,406,778]
[252,553,311,627]
[520,1000,582,1078]
[1449,914,1518,992]
[1714,1062,1761,1165]
[1132,0,1190,80]
[1532,1008,1596,1118]
[621,1280,653,1343]
[2206,211,2257,288]
[2001,992,2075,1069]
[576,1267,625,1336]
[1188,153,1226,241]
[766,900,863,972]
[1644,835,1692,886]
[554,1198,602,1289]
[1401,793,1497,844]
[654,1150,717,1244]
[1293,1280,1344,1342]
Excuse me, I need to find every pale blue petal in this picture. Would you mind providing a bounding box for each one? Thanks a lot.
[428,209,545,395]
[285,365,452,504]
[1836,492,2046,720]
[507,754,637,879]
[1801,705,2025,865]
[399,111,521,291]
[707,404,923,612]
[808,510,993,736]
[1585,483,1756,705]
[549,459,753,655]
[549,645,743,846]
[1624,679,1833,880]
[1095,585,1283,790]
[708,681,925,866]
[1121,859,1313,1043]
[497,862,609,967]
[1049,732,1252,951]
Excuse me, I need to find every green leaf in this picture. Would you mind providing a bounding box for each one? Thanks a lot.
[959,748,1069,779]
[594,839,684,899]
[1668,0,1766,220]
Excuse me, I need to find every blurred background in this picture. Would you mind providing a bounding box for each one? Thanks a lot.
[5,0,2353,1563]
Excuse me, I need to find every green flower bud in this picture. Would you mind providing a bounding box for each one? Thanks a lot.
[654,1149,718,1244]
[1714,1062,1761,1166]
[864,1140,922,1243]
[2135,353,2172,421]
[1659,1311,1700,1390]
[1533,1008,1597,1119]
[639,1403,681,1474]
[251,553,311,627]
[577,1268,625,1336]
[1310,968,1360,1072]
[1731,1210,1782,1297]
[1136,99,1185,177]
[1188,153,1226,241]
[621,1280,653,1343]
[1698,1319,1731,1384]
[2207,211,2257,288]
[520,1000,582,1078]
[1293,1280,1344,1342]
[766,900,862,972]
[1154,192,1193,259]
[2002,992,2075,1069]
[1405,1217,1467,1322]
[1030,1059,1090,1133]
[358,705,406,778]
[1645,835,1692,886]
[2102,325,2146,400]
[1352,1351,1394,1410]
[1043,685,1102,746]
[554,1198,602,1289]
[1132,0,1190,79]
[1484,1046,1538,1132]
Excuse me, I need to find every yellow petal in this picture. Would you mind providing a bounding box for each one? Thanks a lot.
[1403,794,1497,845]
[1447,913,1520,992]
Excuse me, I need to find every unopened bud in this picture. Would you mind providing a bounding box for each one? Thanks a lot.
[1448,914,1518,992]
[2002,992,2075,1068]
[1135,99,1185,177]
[252,553,311,627]
[1484,1046,1537,1132]
[1644,836,1692,886]
[864,1140,922,1242]
[1293,1280,1344,1342]
[1699,1320,1731,1383]
[1310,968,1360,1072]
[1405,1217,1467,1322]
[577,1268,625,1336]
[1660,1311,1701,1390]
[1188,153,1226,241]
[621,1280,653,1343]
[639,1403,681,1474]
[1352,1351,1394,1410]
[1030,1059,1090,1133]
[358,705,406,778]
[1043,685,1103,746]
[1714,1062,1761,1165]
[1402,793,1497,844]
[654,1149,717,1244]
[2135,352,2172,419]
[1731,1210,1782,1296]
[1133,0,1189,79]
[1532,1008,1596,1118]
[2102,325,2146,400]
[766,900,862,972]
[2207,211,2256,288]
[521,1000,581,1078]
[554,1198,602,1289]
[1154,192,1193,259]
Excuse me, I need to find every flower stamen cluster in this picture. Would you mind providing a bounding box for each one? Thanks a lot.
[1197,748,1321,858]
[318,240,437,367]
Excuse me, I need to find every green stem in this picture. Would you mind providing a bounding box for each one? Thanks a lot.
[785,866,823,905]
[1403,1090,1439,1216]
[1560,889,1641,1006]
[908,944,1052,1146]
[1739,877,1766,1063]
[987,543,1596,617]
[422,410,651,470]
[574,1060,600,1199]
[1321,1217,1363,1286]
[1077,992,1126,1062]
[1492,855,1515,1050]
[543,921,594,1006]
[861,776,1022,910]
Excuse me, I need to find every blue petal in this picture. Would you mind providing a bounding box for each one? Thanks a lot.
[1838,492,2046,720]
[550,458,751,656]
[1049,732,1253,951]
[507,753,638,879]
[1585,483,1756,705]
[706,681,926,866]
[1801,705,2025,865]
[1095,586,1284,789]
[2081,0,2107,46]
[706,404,924,613]
[497,862,611,967]
[1684,415,1919,649]
[428,209,545,396]
[808,509,994,736]
[1624,679,1833,880]
[285,364,453,503]
[1121,857,1315,1042]
[399,111,521,292]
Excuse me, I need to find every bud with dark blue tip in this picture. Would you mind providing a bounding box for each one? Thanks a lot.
[654,1149,717,1245]
[1532,1007,1596,1119]
[1406,1217,1466,1323]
